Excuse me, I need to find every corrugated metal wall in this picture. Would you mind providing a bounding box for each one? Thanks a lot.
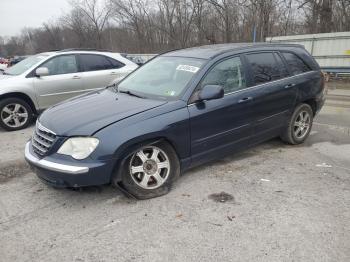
[266,32,350,68]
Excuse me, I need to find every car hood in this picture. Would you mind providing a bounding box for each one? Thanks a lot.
[0,74,15,81]
[39,89,168,136]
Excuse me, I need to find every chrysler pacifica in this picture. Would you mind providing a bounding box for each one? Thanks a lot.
[25,43,325,199]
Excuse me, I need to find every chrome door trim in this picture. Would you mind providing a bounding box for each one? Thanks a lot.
[187,71,315,107]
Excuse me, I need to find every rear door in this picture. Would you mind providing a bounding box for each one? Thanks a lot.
[243,52,297,141]
[78,54,126,91]
[33,54,83,109]
[280,51,317,99]
[188,56,255,164]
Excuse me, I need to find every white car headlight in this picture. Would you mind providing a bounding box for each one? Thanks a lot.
[57,137,99,160]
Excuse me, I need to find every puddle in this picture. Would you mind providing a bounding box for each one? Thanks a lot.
[0,161,31,183]
[208,192,235,203]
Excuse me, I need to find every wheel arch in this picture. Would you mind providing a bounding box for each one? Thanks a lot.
[110,136,181,183]
[0,92,38,115]
[301,98,317,116]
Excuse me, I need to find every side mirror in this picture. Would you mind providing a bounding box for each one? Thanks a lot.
[197,85,224,102]
[35,67,49,77]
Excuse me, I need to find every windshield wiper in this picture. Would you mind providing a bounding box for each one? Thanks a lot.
[119,90,145,99]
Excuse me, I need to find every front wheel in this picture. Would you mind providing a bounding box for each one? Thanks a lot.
[0,98,34,131]
[113,141,180,199]
[281,103,313,145]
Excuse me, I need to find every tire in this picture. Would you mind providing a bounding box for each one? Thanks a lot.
[112,141,180,200]
[281,103,313,145]
[0,98,34,131]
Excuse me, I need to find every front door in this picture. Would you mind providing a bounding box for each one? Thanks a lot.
[188,56,255,164]
[33,54,83,109]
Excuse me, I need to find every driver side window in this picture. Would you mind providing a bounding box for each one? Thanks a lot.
[41,55,78,76]
[201,56,246,94]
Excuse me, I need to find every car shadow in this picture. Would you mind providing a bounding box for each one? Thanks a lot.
[183,138,287,176]
[299,127,350,147]
[0,122,35,133]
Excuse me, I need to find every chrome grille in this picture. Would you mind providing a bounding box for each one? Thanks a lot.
[32,122,57,156]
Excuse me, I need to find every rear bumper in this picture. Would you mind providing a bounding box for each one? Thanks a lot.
[315,95,326,115]
[24,142,114,188]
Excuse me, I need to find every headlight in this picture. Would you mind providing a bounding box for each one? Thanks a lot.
[57,137,99,160]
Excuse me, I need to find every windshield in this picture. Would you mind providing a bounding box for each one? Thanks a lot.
[5,54,49,75]
[118,56,205,99]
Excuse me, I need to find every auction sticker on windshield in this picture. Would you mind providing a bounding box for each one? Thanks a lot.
[176,65,200,73]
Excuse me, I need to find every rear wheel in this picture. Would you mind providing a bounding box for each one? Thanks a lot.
[113,141,180,199]
[0,98,33,131]
[281,103,313,145]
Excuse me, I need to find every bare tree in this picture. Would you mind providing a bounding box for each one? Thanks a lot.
[70,0,112,48]
[62,8,91,47]
[1,0,350,56]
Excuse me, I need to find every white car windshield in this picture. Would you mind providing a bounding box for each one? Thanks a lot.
[118,56,205,99]
[5,54,49,76]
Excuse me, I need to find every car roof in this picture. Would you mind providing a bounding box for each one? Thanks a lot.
[163,43,305,59]
[43,50,122,55]
[35,50,137,66]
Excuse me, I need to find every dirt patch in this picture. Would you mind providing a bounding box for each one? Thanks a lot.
[208,192,235,203]
[0,161,31,183]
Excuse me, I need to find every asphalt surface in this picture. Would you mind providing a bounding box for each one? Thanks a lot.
[0,84,349,262]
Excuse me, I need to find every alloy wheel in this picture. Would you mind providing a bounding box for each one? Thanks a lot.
[293,110,311,139]
[1,103,29,128]
[129,146,171,190]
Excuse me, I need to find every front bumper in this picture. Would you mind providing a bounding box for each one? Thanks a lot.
[25,142,89,174]
[24,142,113,188]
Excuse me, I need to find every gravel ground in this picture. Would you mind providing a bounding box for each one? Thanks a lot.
[0,103,349,262]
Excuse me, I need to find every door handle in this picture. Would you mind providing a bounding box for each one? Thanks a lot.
[110,72,118,75]
[72,75,81,79]
[284,83,296,89]
[238,97,253,103]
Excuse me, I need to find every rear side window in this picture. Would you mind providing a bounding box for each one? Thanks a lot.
[281,52,311,75]
[246,52,286,85]
[80,54,124,72]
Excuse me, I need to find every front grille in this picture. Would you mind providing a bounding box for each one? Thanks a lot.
[32,122,57,156]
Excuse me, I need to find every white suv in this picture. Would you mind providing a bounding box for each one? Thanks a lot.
[0,49,138,131]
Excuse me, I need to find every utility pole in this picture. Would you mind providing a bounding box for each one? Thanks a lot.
[253,25,257,43]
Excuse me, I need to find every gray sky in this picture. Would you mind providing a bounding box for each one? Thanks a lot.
[0,0,71,37]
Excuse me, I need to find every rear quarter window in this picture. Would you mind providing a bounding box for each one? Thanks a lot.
[281,52,311,75]
[107,57,125,69]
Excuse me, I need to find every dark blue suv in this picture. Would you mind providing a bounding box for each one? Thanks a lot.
[25,43,325,199]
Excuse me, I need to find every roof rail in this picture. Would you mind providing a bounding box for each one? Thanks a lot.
[58,48,114,53]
